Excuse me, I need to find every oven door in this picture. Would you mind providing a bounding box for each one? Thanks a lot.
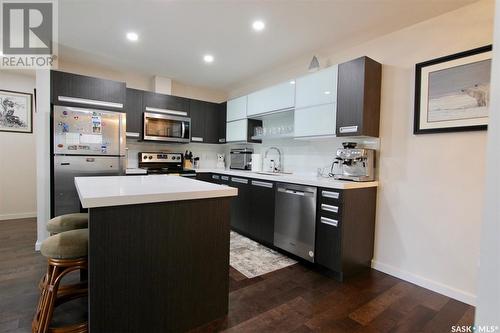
[143,112,191,143]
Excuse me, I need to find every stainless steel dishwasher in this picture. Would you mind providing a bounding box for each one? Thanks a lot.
[274,183,317,262]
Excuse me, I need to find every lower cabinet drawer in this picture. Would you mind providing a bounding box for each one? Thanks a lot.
[319,202,341,219]
[320,189,342,202]
[315,215,341,271]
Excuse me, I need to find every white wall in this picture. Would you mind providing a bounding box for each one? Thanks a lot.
[475,0,500,325]
[227,0,494,305]
[0,71,37,220]
[35,70,51,250]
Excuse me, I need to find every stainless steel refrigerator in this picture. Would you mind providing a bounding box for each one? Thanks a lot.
[52,105,126,216]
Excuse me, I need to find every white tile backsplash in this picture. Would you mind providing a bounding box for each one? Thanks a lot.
[126,140,223,169]
[127,136,379,175]
[224,136,380,175]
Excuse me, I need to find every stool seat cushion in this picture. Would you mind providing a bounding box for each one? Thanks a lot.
[41,229,89,259]
[47,213,88,234]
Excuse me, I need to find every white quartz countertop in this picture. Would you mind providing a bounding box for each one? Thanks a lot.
[194,168,379,190]
[125,168,148,175]
[75,175,238,208]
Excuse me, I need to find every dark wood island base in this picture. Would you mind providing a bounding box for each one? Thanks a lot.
[88,197,231,332]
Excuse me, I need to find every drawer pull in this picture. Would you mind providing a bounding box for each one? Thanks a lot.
[221,176,229,181]
[320,216,338,227]
[321,204,338,213]
[339,125,358,133]
[126,132,140,138]
[252,180,273,188]
[231,177,248,184]
[191,137,204,142]
[145,107,188,116]
[212,175,220,180]
[322,190,340,199]
[58,96,124,109]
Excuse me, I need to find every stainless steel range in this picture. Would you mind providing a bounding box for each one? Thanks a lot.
[138,152,196,177]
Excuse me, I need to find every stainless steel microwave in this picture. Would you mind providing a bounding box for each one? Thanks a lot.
[143,111,191,143]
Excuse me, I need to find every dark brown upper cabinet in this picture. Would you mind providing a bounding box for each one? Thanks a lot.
[336,56,382,137]
[143,91,190,115]
[124,88,145,137]
[51,70,126,111]
[217,102,227,144]
[189,99,225,144]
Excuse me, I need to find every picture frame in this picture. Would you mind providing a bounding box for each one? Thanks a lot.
[0,89,33,134]
[414,45,492,134]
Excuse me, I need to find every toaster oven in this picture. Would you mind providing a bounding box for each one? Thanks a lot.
[230,148,253,170]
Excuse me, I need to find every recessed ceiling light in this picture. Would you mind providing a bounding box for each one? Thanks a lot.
[324,91,331,95]
[252,20,265,32]
[289,80,295,85]
[126,32,139,42]
[203,54,214,63]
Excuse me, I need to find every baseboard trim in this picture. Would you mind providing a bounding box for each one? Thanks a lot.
[371,260,476,306]
[0,212,36,221]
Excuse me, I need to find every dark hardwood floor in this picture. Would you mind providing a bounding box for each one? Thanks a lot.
[0,218,474,333]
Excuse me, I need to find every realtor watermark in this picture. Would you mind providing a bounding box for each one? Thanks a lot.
[451,325,499,332]
[0,0,58,69]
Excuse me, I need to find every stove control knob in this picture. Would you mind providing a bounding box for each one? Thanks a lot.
[148,156,153,160]
[143,155,148,160]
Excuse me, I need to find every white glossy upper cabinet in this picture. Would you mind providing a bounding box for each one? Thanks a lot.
[247,81,295,117]
[295,65,338,109]
[226,119,248,142]
[227,96,248,122]
[294,103,336,137]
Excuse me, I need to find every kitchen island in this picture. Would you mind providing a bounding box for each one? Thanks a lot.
[75,175,237,332]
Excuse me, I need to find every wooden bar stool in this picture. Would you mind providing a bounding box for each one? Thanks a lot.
[46,213,88,235]
[33,229,89,333]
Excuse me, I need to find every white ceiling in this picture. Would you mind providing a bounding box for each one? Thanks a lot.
[58,0,478,91]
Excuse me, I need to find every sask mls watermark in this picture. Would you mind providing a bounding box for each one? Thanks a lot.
[1,0,58,69]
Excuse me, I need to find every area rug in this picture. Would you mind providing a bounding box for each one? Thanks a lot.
[229,231,297,278]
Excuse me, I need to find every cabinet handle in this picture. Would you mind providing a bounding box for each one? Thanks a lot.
[320,216,338,227]
[221,176,229,181]
[212,175,220,180]
[339,125,358,133]
[126,132,140,138]
[321,204,339,213]
[231,177,248,184]
[145,107,188,116]
[58,96,124,109]
[219,138,226,143]
[191,137,204,142]
[252,180,273,188]
[278,187,315,197]
[322,190,340,199]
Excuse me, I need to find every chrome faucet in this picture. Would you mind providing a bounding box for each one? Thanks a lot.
[264,147,282,173]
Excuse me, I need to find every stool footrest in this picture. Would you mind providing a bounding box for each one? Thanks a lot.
[33,256,88,333]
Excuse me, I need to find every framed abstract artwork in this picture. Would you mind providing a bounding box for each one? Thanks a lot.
[0,89,33,134]
[414,45,492,134]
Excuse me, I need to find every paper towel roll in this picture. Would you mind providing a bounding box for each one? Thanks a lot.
[251,154,262,172]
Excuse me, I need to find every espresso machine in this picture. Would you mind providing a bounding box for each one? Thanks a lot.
[331,142,375,182]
